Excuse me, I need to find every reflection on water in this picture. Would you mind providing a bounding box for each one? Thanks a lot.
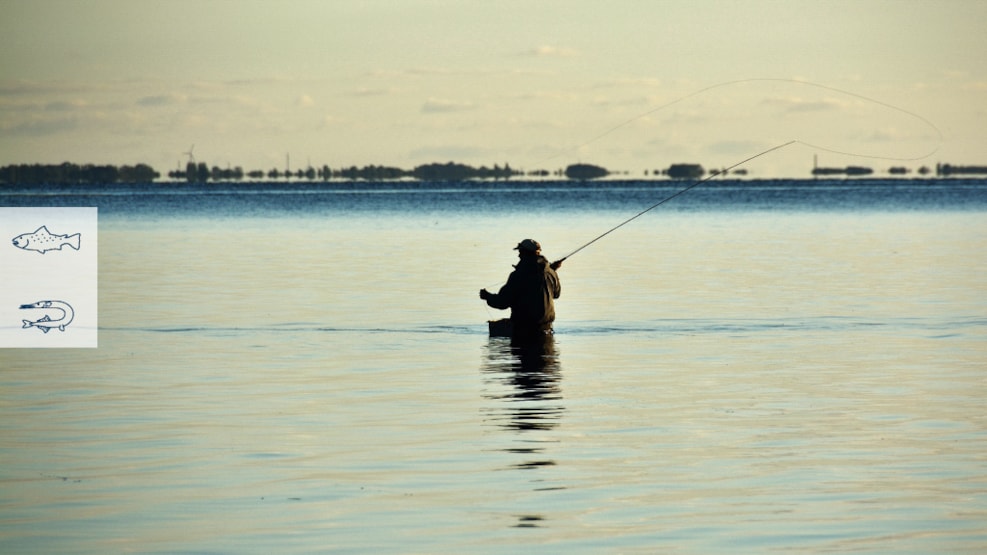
[481,336,563,431]
[481,336,565,528]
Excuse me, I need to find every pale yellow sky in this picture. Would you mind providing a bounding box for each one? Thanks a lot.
[1,0,984,178]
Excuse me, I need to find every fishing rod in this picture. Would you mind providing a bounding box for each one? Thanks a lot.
[554,140,797,265]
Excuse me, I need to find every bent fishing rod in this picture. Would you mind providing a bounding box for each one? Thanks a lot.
[553,140,797,265]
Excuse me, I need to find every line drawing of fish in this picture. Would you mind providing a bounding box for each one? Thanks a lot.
[11,225,81,254]
[20,300,75,333]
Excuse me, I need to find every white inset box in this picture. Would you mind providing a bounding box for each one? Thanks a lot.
[0,207,98,348]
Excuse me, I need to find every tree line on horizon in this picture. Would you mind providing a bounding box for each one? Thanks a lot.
[0,160,526,185]
[167,160,528,182]
[0,162,160,185]
[1,160,985,186]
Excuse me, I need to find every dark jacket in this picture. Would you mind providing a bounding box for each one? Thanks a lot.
[484,254,561,335]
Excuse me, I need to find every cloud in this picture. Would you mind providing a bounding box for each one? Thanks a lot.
[137,94,186,107]
[408,145,488,161]
[659,109,712,125]
[366,67,455,78]
[350,87,394,97]
[706,139,768,157]
[320,115,344,129]
[525,45,578,58]
[862,127,906,143]
[0,80,98,97]
[591,77,663,90]
[762,96,844,113]
[421,98,476,114]
[511,90,578,103]
[44,99,88,111]
[4,116,79,136]
[590,94,659,110]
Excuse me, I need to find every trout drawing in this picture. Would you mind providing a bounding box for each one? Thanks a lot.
[11,225,81,254]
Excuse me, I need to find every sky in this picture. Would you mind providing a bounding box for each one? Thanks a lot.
[1,0,984,178]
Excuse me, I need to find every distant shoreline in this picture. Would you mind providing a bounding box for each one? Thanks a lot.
[3,176,987,191]
[2,161,986,187]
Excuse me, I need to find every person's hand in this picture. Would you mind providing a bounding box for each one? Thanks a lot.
[479,289,490,300]
[550,259,563,270]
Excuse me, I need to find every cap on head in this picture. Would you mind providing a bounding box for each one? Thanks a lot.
[514,239,541,253]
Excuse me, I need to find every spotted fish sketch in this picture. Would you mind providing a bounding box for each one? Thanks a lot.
[20,300,75,333]
[11,225,81,254]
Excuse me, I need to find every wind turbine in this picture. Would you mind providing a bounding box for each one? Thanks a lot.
[183,144,196,164]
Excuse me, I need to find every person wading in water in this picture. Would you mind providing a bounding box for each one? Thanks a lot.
[480,239,562,342]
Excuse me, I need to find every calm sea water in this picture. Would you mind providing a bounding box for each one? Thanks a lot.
[2,179,986,553]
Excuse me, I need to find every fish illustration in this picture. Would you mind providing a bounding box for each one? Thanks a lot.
[20,300,75,333]
[11,225,81,254]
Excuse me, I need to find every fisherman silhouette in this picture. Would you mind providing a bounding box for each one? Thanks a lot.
[480,239,562,343]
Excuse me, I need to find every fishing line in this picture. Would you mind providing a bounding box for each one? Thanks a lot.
[555,140,795,263]
[545,78,943,264]
[551,77,943,164]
